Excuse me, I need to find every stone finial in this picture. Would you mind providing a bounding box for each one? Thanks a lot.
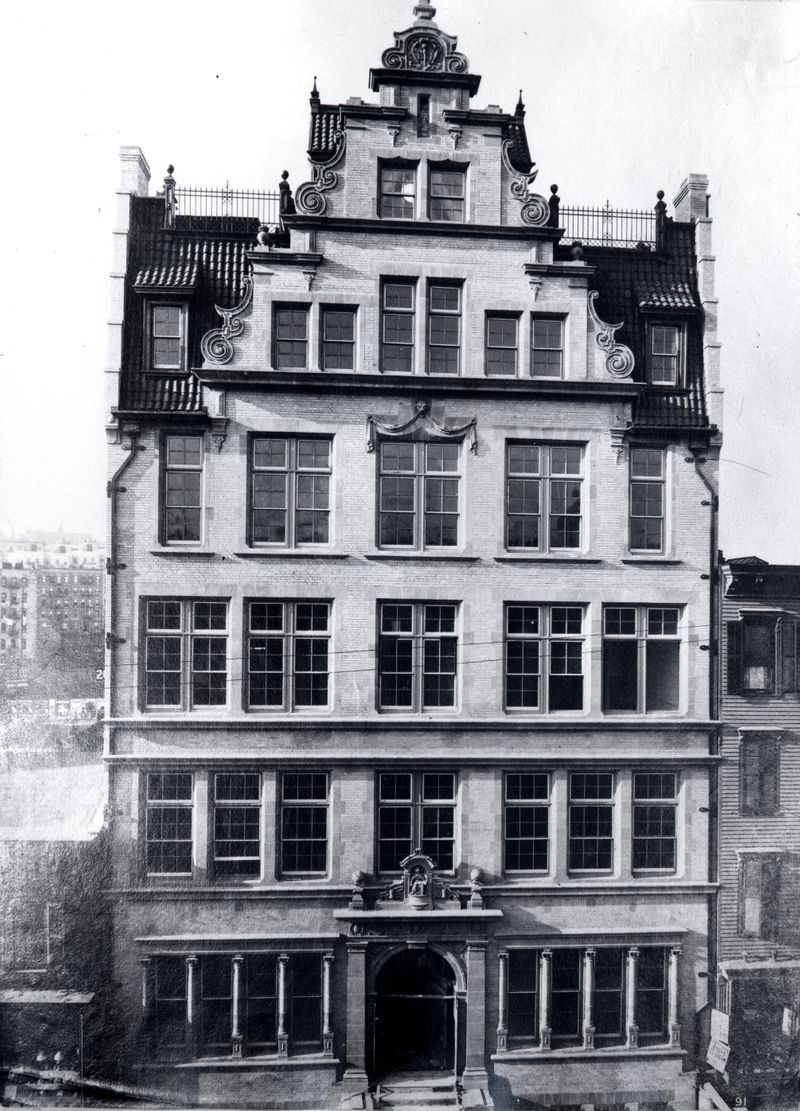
[515,90,525,118]
[163,165,177,230]
[548,183,560,228]
[469,867,484,908]
[279,170,295,216]
[571,241,584,260]
[413,1,437,22]
[310,75,320,103]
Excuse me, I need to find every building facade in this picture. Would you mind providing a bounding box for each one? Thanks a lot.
[105,5,722,1107]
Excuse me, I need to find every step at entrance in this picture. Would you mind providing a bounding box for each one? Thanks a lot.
[375,1074,460,1109]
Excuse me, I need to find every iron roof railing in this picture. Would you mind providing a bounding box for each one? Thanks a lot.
[560,202,657,249]
[168,184,282,231]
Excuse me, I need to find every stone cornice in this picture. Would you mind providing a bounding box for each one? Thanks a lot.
[369,68,482,95]
[282,213,563,242]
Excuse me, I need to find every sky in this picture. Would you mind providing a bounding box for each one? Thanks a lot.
[1,0,798,558]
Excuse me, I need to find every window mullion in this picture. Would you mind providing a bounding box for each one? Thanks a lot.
[416,451,424,551]
[184,620,191,711]
[638,622,646,714]
[287,442,297,548]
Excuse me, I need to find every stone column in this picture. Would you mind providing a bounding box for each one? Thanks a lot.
[496,951,508,1052]
[342,941,369,1094]
[186,956,198,1057]
[322,952,334,1056]
[277,953,290,1057]
[538,950,552,1050]
[231,955,244,1057]
[463,943,489,1090]
[582,948,596,1048]
[139,958,154,1054]
[669,947,682,1047]
[626,947,639,1048]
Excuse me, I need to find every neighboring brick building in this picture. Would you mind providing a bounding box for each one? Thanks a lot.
[104,4,721,1107]
[715,558,800,1105]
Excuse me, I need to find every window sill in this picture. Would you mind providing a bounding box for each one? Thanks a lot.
[495,555,602,564]
[149,547,217,557]
[144,1054,340,1071]
[492,1044,684,1063]
[621,557,683,565]
[364,552,479,562]
[233,550,349,560]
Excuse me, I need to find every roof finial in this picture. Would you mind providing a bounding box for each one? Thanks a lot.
[310,75,320,103]
[515,90,525,118]
[413,2,436,22]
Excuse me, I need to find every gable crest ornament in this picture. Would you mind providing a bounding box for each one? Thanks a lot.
[366,400,478,454]
[382,9,469,75]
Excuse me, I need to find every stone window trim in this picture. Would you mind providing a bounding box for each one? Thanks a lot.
[160,432,205,547]
[426,280,463,376]
[503,771,551,875]
[142,770,195,879]
[141,598,229,713]
[279,771,330,879]
[377,438,462,552]
[143,298,189,374]
[271,302,312,371]
[247,434,333,550]
[377,600,460,714]
[427,160,468,223]
[530,314,566,380]
[378,158,419,220]
[485,312,521,378]
[319,305,358,371]
[645,319,687,389]
[503,604,586,714]
[376,769,458,875]
[380,277,417,374]
[628,446,667,555]
[505,440,586,555]
[602,605,683,715]
[211,771,263,881]
[245,599,332,713]
[568,771,616,875]
[631,771,678,874]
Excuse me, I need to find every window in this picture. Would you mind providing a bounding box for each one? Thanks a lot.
[740,736,780,816]
[155,958,187,1051]
[144,600,228,710]
[429,168,466,222]
[594,948,626,1042]
[378,602,458,711]
[486,315,519,376]
[381,281,416,373]
[531,317,564,378]
[378,441,460,548]
[648,323,683,386]
[145,772,193,875]
[250,437,331,547]
[569,772,614,872]
[738,854,800,941]
[508,950,538,1043]
[2,902,63,972]
[504,773,549,872]
[727,616,800,695]
[163,435,203,544]
[506,443,583,552]
[213,773,261,878]
[636,948,668,1040]
[551,949,582,1043]
[633,773,677,871]
[280,772,328,874]
[273,306,309,369]
[602,606,680,713]
[321,308,356,370]
[291,953,323,1050]
[201,956,233,1055]
[629,448,665,552]
[246,601,330,710]
[377,771,456,872]
[504,605,584,712]
[417,94,431,138]
[45,903,65,966]
[246,955,278,1052]
[149,304,185,370]
[380,165,416,219]
[427,284,461,375]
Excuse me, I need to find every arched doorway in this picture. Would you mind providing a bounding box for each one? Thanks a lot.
[372,948,457,1077]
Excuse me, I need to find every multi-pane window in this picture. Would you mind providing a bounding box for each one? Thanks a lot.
[273,306,309,369]
[144,600,228,710]
[507,951,538,1043]
[551,949,582,1043]
[429,168,466,222]
[381,281,416,373]
[145,772,193,875]
[378,441,460,548]
[740,736,780,816]
[378,602,458,711]
[200,956,233,1055]
[246,955,278,1051]
[649,324,682,386]
[163,435,203,544]
[725,617,800,695]
[602,606,681,713]
[633,772,677,871]
[531,318,564,378]
[246,601,330,710]
[506,444,583,551]
[155,957,187,1050]
[212,772,261,878]
[280,772,328,874]
[636,948,668,1040]
[427,284,461,375]
[377,771,456,872]
[629,448,665,552]
[504,605,584,712]
[504,773,549,872]
[250,437,331,547]
[150,304,185,370]
[380,166,416,219]
[320,308,356,370]
[291,953,323,1051]
[594,948,626,1042]
[569,772,614,872]
[486,315,519,376]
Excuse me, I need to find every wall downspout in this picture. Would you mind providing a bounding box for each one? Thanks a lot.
[106,425,143,719]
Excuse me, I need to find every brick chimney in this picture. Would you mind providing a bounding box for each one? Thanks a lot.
[673,173,709,223]
[119,146,151,196]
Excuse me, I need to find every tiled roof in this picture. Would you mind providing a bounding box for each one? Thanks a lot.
[308,105,341,162]
[120,372,203,413]
[502,118,532,174]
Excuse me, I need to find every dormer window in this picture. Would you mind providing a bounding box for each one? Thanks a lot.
[380,164,416,219]
[648,323,684,386]
[149,304,186,371]
[429,168,466,222]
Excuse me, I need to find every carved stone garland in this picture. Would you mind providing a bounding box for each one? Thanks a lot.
[501,140,549,228]
[366,400,477,454]
[295,129,346,216]
[588,291,635,379]
[200,275,253,366]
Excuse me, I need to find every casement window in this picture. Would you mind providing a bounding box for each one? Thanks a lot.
[531,317,564,378]
[602,606,681,713]
[378,602,458,711]
[273,306,309,369]
[504,605,584,712]
[594,948,626,1042]
[629,448,665,552]
[212,772,261,878]
[507,951,539,1043]
[429,168,466,222]
[417,94,431,137]
[506,443,583,552]
[290,953,324,1051]
[201,956,234,1054]
[320,308,356,370]
[486,315,519,376]
[380,165,416,219]
[648,323,684,386]
[378,441,460,549]
[377,771,456,872]
[280,772,329,875]
[250,436,331,547]
[504,773,549,873]
[427,284,462,375]
[633,772,677,871]
[569,772,614,872]
[149,304,186,371]
[163,434,203,544]
[144,600,228,710]
[740,736,780,816]
[246,955,279,1052]
[636,948,669,1040]
[381,281,416,373]
[551,949,582,1042]
[155,957,188,1050]
[145,772,193,875]
[246,600,330,710]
